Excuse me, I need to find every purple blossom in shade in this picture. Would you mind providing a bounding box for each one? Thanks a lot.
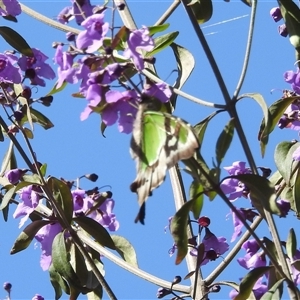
[143,82,172,103]
[293,146,300,161]
[291,250,300,285]
[101,89,139,133]
[229,208,258,242]
[220,161,251,201]
[0,53,21,84]
[54,45,79,88]
[57,6,73,24]
[276,199,290,217]
[229,276,267,300]
[237,239,266,269]
[76,14,109,53]
[0,0,21,17]
[5,168,22,184]
[190,228,229,265]
[71,189,85,212]
[278,24,288,37]
[35,223,62,271]
[32,294,44,300]
[72,0,95,25]
[278,102,300,130]
[270,7,282,22]
[18,48,56,86]
[13,185,42,228]
[123,26,155,71]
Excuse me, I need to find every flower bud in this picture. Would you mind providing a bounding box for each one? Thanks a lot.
[172,275,181,285]
[198,216,210,227]
[276,199,290,217]
[278,24,288,37]
[14,110,24,122]
[32,294,44,300]
[5,169,24,184]
[156,287,171,298]
[85,173,99,182]
[3,282,12,292]
[270,7,282,22]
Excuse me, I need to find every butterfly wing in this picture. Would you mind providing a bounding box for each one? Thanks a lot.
[130,110,199,209]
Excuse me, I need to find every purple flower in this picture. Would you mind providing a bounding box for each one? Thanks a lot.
[278,100,300,130]
[229,208,258,242]
[276,199,290,217]
[54,45,79,88]
[76,14,109,53]
[100,89,139,133]
[190,228,229,265]
[278,24,288,37]
[221,161,251,201]
[72,189,86,212]
[229,276,267,300]
[13,185,42,228]
[35,223,62,271]
[18,48,56,86]
[0,0,21,17]
[5,168,23,184]
[0,53,21,84]
[123,26,155,71]
[32,295,44,300]
[270,7,282,22]
[237,239,266,269]
[57,6,73,24]
[72,0,95,25]
[143,82,172,103]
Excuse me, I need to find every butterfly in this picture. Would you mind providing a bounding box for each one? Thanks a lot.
[130,95,200,224]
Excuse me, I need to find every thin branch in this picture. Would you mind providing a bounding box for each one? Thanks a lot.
[232,0,256,99]
[20,3,81,34]
[142,69,226,109]
[155,0,181,26]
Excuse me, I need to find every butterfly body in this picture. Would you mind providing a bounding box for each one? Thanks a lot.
[130,98,199,219]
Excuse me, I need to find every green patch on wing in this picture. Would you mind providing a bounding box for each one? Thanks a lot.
[130,98,199,223]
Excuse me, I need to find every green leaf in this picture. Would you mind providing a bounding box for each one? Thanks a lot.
[278,0,300,48]
[47,177,73,224]
[146,31,179,57]
[189,181,204,219]
[46,81,67,96]
[292,168,300,218]
[187,0,213,24]
[0,185,15,210]
[148,24,170,35]
[52,232,83,291]
[259,95,297,153]
[238,93,270,157]
[49,263,69,299]
[286,228,297,260]
[111,235,138,267]
[215,118,234,166]
[0,26,33,56]
[0,142,17,176]
[234,266,273,300]
[74,216,116,250]
[274,141,300,184]
[292,259,300,271]
[40,163,47,177]
[232,174,280,216]
[193,111,222,148]
[263,237,279,261]
[27,107,54,130]
[170,200,194,264]
[218,281,256,300]
[169,43,195,108]
[260,279,285,300]
[10,220,51,254]
[21,174,42,185]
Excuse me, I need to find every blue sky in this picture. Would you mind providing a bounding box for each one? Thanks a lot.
[0,1,299,299]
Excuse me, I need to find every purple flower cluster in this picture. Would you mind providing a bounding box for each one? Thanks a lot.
[53,6,171,133]
[0,0,21,17]
[13,185,119,271]
[0,48,55,87]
